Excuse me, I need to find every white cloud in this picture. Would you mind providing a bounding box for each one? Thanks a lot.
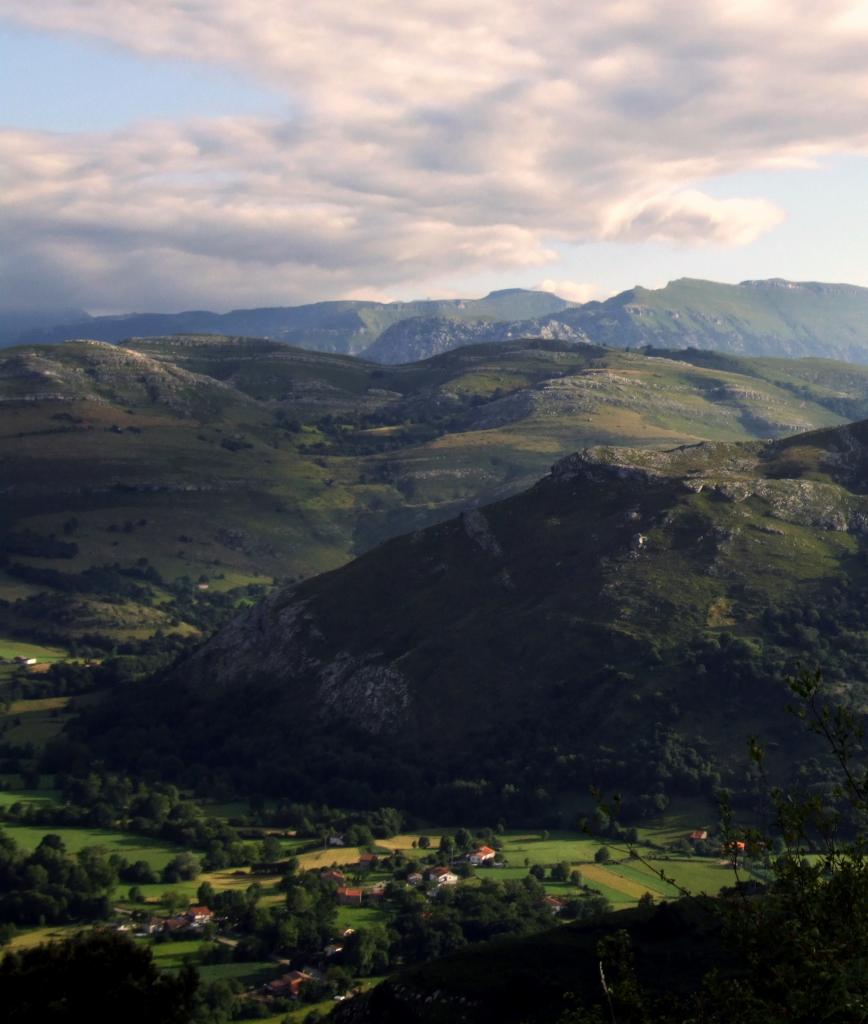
[603,191,786,246]
[535,280,602,304]
[2,1,868,308]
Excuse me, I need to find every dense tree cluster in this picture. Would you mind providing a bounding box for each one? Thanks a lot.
[1,930,197,1024]
[0,830,117,926]
[0,773,250,871]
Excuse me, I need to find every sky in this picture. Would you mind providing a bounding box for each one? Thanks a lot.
[4,1,868,313]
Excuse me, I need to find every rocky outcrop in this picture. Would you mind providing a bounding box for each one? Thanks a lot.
[177,592,414,735]
[364,316,585,364]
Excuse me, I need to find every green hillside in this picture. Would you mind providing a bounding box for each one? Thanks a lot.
[5,335,868,656]
[561,278,868,360]
[74,416,868,826]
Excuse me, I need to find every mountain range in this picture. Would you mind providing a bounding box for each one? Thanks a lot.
[12,277,868,365]
[9,335,868,649]
[75,412,868,822]
[10,289,572,357]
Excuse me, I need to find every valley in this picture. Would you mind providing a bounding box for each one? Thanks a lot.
[3,332,868,1023]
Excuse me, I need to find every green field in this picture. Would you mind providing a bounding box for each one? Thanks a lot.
[0,640,67,662]
[2,823,188,870]
[498,831,602,866]
[0,780,61,807]
[334,904,389,930]
[0,697,77,747]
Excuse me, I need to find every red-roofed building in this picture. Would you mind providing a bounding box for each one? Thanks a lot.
[468,845,497,865]
[186,906,213,925]
[688,830,708,842]
[337,886,364,906]
[544,895,567,914]
[266,970,313,999]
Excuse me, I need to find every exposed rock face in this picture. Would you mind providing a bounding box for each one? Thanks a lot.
[318,657,411,733]
[550,439,868,533]
[461,509,503,558]
[177,591,413,734]
[364,316,585,364]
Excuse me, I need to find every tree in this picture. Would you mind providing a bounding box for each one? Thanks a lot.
[529,864,546,881]
[417,836,431,850]
[160,891,187,915]
[343,927,391,976]
[550,861,571,882]
[0,930,197,1024]
[261,836,283,862]
[454,828,472,851]
[197,881,216,907]
[438,835,456,860]
[161,852,200,884]
[594,846,611,864]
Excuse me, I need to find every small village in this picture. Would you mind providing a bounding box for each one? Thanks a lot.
[106,840,528,1009]
[94,825,740,1015]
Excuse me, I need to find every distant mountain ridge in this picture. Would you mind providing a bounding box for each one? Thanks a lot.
[14,277,868,364]
[556,277,868,361]
[14,289,573,356]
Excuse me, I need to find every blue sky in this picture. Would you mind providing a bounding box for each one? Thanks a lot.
[0,23,288,132]
[3,3,868,311]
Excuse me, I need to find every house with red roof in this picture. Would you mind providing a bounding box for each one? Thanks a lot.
[266,970,314,999]
[468,845,497,865]
[186,906,213,925]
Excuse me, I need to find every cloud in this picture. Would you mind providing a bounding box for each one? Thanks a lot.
[2,1,868,308]
[603,191,786,246]
[535,280,602,304]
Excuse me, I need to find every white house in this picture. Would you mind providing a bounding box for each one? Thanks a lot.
[427,866,459,886]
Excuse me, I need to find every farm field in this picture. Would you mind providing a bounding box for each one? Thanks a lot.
[149,939,275,982]
[498,831,603,866]
[0,696,76,747]
[0,641,67,663]
[5,924,81,952]
[2,823,186,865]
[0,780,61,806]
[296,845,365,870]
[334,903,389,930]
